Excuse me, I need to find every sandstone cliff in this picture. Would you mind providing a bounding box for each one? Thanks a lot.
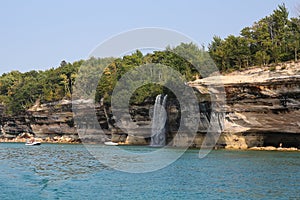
[190,61,300,149]
[0,62,299,149]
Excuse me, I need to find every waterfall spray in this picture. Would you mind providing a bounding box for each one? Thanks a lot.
[150,94,168,147]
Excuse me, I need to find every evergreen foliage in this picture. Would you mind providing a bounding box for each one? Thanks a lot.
[208,4,300,71]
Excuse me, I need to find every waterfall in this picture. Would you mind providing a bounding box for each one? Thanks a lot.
[150,94,168,147]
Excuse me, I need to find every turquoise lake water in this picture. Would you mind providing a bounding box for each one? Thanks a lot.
[0,143,299,200]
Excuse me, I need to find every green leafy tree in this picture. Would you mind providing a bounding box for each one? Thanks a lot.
[209,4,299,72]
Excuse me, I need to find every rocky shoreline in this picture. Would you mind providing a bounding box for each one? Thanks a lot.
[1,138,299,152]
[0,135,80,144]
[248,146,299,151]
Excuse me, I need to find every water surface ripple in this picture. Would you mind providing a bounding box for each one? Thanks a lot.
[0,143,299,199]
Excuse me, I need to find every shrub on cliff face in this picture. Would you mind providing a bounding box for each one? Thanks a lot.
[269,65,276,71]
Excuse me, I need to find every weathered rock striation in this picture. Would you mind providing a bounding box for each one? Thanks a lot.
[190,61,300,149]
[27,100,78,141]
[0,104,33,139]
[0,62,299,148]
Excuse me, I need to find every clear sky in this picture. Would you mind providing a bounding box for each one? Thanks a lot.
[0,0,299,75]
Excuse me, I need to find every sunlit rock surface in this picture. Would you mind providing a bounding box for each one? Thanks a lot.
[190,61,300,149]
[0,62,300,148]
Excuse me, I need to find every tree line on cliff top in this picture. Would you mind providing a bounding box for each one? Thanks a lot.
[209,4,300,71]
[0,4,299,114]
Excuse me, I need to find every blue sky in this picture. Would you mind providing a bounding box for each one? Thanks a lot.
[0,0,299,75]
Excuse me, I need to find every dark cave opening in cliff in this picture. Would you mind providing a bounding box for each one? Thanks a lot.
[262,133,300,148]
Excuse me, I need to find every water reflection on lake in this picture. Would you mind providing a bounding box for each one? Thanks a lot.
[0,143,299,200]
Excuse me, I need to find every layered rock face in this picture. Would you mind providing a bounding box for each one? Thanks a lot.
[0,62,299,148]
[27,100,78,140]
[0,105,33,139]
[190,62,300,149]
